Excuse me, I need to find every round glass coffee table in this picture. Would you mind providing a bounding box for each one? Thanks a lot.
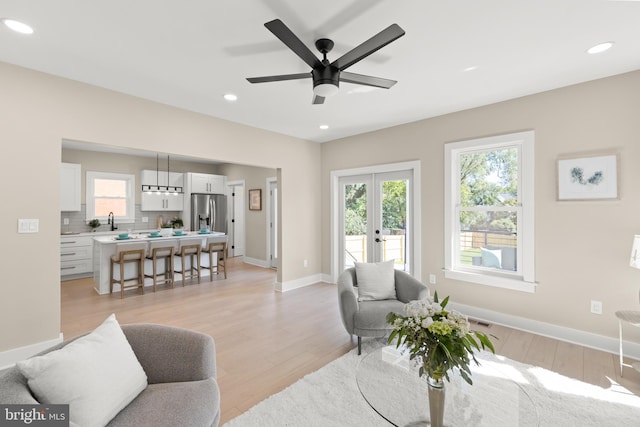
[356,347,539,426]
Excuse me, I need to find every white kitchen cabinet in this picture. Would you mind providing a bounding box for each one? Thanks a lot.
[141,192,184,211]
[141,169,184,211]
[60,162,81,211]
[189,173,226,194]
[141,170,184,188]
[60,235,93,279]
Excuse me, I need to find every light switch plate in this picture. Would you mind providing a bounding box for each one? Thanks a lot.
[18,219,39,233]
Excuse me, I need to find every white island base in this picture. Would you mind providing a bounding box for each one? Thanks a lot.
[93,232,226,295]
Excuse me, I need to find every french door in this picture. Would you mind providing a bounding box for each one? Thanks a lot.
[338,170,413,272]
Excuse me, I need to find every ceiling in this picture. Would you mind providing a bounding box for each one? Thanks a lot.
[2,0,640,143]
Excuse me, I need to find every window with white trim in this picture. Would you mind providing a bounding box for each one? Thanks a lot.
[86,171,136,223]
[444,131,535,292]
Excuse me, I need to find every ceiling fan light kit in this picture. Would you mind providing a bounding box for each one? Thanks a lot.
[246,19,405,104]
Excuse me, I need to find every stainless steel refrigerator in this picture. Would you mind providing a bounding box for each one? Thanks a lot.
[191,193,227,233]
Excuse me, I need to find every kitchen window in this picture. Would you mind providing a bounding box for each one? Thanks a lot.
[86,171,136,223]
[444,131,535,293]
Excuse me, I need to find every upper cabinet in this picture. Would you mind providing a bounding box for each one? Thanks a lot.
[61,162,81,211]
[140,170,184,211]
[188,173,226,194]
[141,170,184,188]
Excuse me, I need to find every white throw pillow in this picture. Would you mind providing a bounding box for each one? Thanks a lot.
[17,314,148,427]
[355,260,396,301]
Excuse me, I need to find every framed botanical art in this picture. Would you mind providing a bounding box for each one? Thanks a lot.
[249,189,262,210]
[557,153,618,201]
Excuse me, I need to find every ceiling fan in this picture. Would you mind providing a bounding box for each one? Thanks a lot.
[246,19,405,104]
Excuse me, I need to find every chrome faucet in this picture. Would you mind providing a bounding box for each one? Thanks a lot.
[107,212,118,231]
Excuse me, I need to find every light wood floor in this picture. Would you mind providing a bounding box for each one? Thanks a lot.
[61,258,640,424]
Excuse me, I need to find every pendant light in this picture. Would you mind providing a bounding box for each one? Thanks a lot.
[166,154,183,195]
[142,154,162,194]
[141,153,183,194]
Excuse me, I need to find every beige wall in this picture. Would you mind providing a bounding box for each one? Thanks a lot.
[321,70,640,343]
[0,62,321,352]
[218,163,277,261]
[62,148,221,204]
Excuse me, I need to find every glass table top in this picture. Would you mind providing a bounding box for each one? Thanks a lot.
[356,346,539,427]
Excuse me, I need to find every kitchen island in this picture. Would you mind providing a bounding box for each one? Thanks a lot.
[92,231,226,295]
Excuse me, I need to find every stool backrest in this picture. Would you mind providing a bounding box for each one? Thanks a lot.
[204,235,228,251]
[178,238,203,255]
[114,242,148,261]
[147,240,178,257]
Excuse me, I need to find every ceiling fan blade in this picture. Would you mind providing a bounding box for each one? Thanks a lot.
[264,19,322,69]
[247,73,311,83]
[332,24,405,71]
[312,95,325,105]
[340,72,397,89]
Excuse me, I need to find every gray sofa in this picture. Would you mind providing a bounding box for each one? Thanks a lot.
[337,267,429,354]
[0,323,220,427]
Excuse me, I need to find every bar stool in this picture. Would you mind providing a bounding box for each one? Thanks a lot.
[110,242,147,299]
[174,237,202,286]
[201,236,228,281]
[144,240,178,291]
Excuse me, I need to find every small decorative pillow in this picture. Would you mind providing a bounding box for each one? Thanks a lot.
[355,260,396,301]
[16,314,148,427]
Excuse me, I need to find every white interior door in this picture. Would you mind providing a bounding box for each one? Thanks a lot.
[227,182,245,257]
[338,170,412,272]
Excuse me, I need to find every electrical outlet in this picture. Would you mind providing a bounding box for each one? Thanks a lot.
[142,217,149,223]
[590,300,603,315]
[429,274,436,285]
[303,259,308,268]
[63,218,69,225]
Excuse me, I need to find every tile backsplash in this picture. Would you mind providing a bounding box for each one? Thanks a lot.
[61,205,183,233]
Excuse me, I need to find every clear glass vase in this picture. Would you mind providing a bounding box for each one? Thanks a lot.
[427,376,445,427]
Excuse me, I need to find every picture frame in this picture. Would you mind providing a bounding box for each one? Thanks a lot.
[557,153,618,201]
[249,189,262,210]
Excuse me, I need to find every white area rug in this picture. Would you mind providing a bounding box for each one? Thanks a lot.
[223,341,640,427]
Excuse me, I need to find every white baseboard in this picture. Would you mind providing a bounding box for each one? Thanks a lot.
[276,274,325,292]
[0,333,64,370]
[449,301,640,361]
[242,256,271,268]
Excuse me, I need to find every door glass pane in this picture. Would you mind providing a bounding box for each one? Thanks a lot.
[381,179,408,270]
[344,183,367,269]
[458,210,517,272]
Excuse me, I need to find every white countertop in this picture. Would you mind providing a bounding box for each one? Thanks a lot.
[93,231,225,244]
[61,229,161,237]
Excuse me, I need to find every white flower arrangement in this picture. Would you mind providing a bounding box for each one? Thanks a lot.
[387,292,495,384]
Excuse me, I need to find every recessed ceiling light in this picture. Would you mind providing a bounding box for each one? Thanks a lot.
[2,18,34,35]
[319,125,329,130]
[223,93,238,101]
[587,42,614,54]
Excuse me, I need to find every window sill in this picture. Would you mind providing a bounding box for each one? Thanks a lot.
[444,269,536,293]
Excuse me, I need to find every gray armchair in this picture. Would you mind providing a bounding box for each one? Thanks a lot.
[337,267,429,354]
[0,324,220,427]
